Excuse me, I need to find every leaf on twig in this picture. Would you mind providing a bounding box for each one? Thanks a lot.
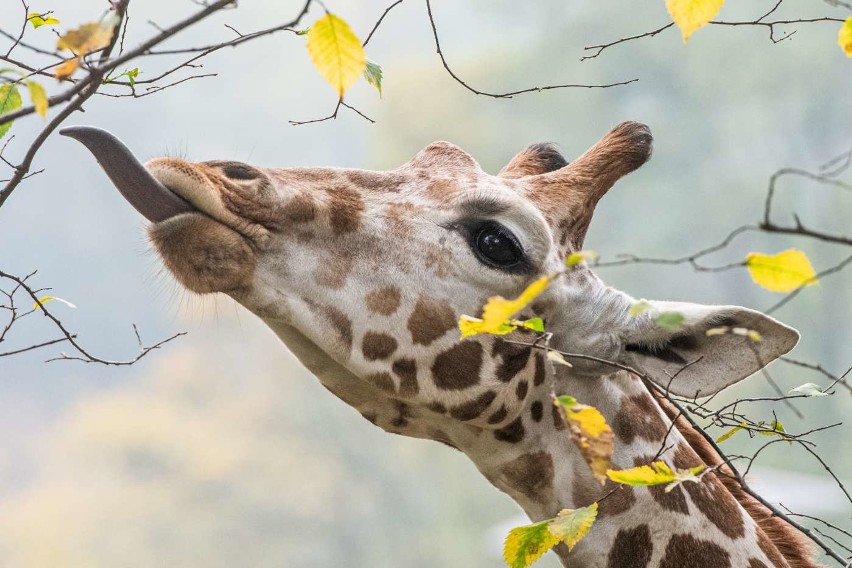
[27,13,60,29]
[363,59,383,96]
[789,382,828,397]
[503,503,598,568]
[746,249,818,292]
[666,0,725,42]
[306,14,366,97]
[547,504,598,551]
[26,81,48,118]
[0,84,23,139]
[546,350,573,367]
[715,423,746,443]
[458,275,554,338]
[55,17,119,79]
[556,396,613,484]
[607,461,705,493]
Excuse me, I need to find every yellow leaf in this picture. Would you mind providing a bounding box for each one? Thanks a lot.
[565,250,598,267]
[666,0,725,42]
[628,300,652,317]
[745,249,818,292]
[504,520,560,568]
[840,17,852,57]
[33,296,77,310]
[607,461,705,491]
[306,14,366,97]
[556,396,613,484]
[458,275,554,338]
[27,81,48,118]
[57,20,116,57]
[715,423,745,443]
[27,13,60,29]
[547,503,598,551]
[54,58,80,80]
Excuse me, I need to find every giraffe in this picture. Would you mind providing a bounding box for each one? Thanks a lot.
[62,122,821,568]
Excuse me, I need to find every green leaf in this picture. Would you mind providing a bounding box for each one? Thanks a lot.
[26,81,48,118]
[27,12,60,29]
[306,13,366,97]
[655,311,685,330]
[0,84,23,139]
[458,275,554,338]
[504,520,559,568]
[363,59,382,96]
[547,503,598,551]
[789,383,828,397]
[715,424,745,443]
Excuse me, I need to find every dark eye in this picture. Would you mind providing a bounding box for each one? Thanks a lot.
[472,222,524,269]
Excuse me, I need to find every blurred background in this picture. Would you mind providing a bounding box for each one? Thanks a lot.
[0,1,849,566]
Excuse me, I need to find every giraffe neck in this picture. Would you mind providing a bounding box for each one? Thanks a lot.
[465,369,796,568]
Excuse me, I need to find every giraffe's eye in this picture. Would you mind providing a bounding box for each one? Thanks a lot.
[472,222,524,269]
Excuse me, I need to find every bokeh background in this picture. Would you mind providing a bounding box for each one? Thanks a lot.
[0,1,850,566]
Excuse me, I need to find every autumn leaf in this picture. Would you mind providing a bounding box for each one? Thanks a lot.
[363,59,383,96]
[628,300,652,317]
[547,503,598,551]
[33,296,77,310]
[503,504,598,568]
[546,350,573,367]
[306,14,366,97]
[27,81,48,118]
[556,395,613,484]
[839,17,852,57]
[458,275,554,338]
[666,0,725,42]
[0,84,23,139]
[504,520,560,568]
[27,12,60,29]
[746,249,818,292]
[716,423,746,443]
[607,461,705,493]
[705,326,762,342]
[55,18,118,79]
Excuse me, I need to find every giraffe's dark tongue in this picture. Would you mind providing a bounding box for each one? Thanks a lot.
[60,126,194,222]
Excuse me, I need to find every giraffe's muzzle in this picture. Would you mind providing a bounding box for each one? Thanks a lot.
[60,126,195,222]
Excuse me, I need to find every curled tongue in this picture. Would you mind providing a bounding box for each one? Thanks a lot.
[60,126,193,222]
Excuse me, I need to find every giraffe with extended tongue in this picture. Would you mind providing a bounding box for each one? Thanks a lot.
[62,122,819,567]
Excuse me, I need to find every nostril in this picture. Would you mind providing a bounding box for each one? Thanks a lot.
[209,160,261,181]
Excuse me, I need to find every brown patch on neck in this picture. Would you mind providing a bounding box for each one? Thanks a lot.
[407,296,456,346]
[660,534,730,568]
[606,525,652,568]
[655,394,819,568]
[324,185,365,234]
[365,286,401,315]
[495,451,555,505]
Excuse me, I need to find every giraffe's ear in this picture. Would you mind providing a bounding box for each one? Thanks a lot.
[499,143,568,178]
[618,301,799,398]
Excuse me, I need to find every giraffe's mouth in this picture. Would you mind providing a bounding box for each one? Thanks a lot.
[60,126,196,222]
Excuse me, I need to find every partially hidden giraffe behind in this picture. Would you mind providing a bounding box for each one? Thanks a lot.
[63,122,821,568]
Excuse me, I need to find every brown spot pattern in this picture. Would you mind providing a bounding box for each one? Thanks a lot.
[493,340,532,383]
[431,341,482,390]
[551,403,566,431]
[407,296,456,346]
[748,560,769,568]
[345,170,405,191]
[573,472,635,519]
[494,417,525,443]
[318,305,353,355]
[515,380,529,400]
[606,525,652,568]
[449,391,497,421]
[613,394,669,444]
[498,452,554,503]
[530,401,543,422]
[391,401,411,428]
[427,402,447,414]
[488,405,509,425]
[425,179,461,201]
[392,358,418,397]
[365,287,401,315]
[365,372,394,393]
[533,353,546,386]
[361,332,398,361]
[280,193,317,223]
[324,185,364,234]
[660,534,731,568]
[682,472,745,539]
[313,254,353,289]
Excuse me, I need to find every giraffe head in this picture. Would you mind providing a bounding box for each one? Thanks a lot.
[63,122,798,446]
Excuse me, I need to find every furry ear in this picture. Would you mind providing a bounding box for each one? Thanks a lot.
[618,301,799,397]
